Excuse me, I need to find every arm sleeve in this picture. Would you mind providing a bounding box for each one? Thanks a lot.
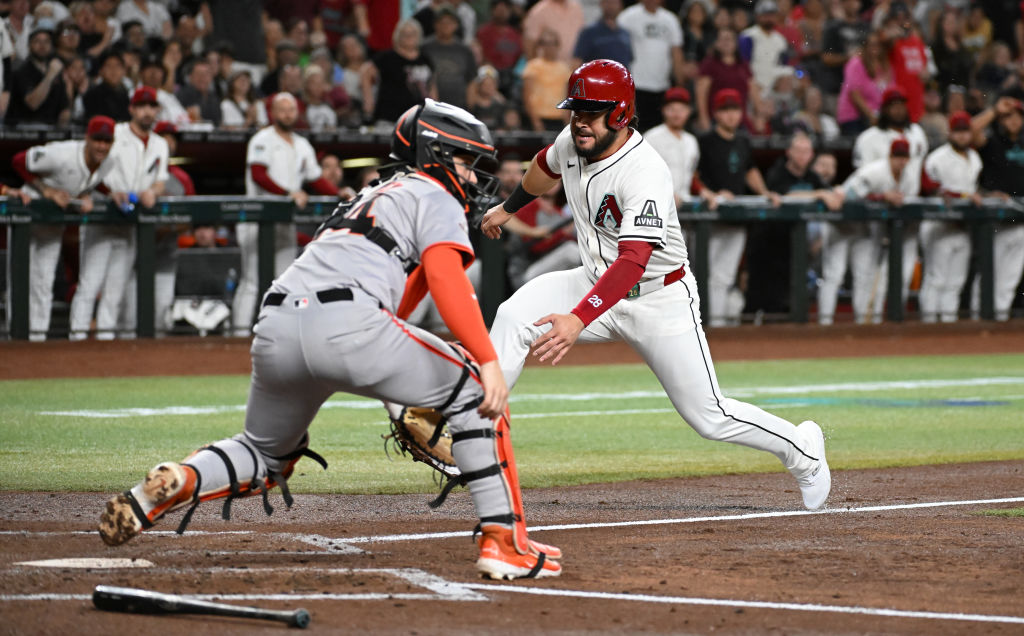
[12,151,36,183]
[570,240,653,327]
[421,243,497,365]
[395,264,428,320]
[536,143,561,179]
[920,158,942,196]
[250,164,289,195]
[308,177,338,195]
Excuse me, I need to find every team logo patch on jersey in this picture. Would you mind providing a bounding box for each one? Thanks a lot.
[594,194,623,229]
[633,200,662,228]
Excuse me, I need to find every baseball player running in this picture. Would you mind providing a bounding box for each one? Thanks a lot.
[918,111,981,323]
[851,86,927,322]
[99,100,562,580]
[69,87,168,340]
[481,60,830,511]
[10,115,116,341]
[232,92,340,337]
[821,138,918,324]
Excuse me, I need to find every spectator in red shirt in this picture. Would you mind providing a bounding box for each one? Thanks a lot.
[881,2,930,123]
[696,28,757,132]
[476,0,523,92]
[365,0,401,53]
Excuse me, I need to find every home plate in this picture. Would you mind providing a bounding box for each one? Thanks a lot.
[14,558,155,569]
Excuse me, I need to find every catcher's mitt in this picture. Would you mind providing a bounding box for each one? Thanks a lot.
[383,407,464,508]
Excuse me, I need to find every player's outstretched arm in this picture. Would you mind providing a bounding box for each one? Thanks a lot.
[481,155,560,239]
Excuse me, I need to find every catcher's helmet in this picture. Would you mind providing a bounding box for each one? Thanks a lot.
[390,99,500,216]
[557,59,636,130]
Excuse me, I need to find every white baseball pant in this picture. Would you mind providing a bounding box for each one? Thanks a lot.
[817,221,879,325]
[27,224,65,341]
[918,220,970,323]
[870,223,918,323]
[707,225,746,327]
[232,222,296,337]
[970,224,1024,321]
[491,267,820,477]
[69,225,135,340]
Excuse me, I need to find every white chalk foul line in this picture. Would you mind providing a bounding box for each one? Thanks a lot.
[35,376,1024,418]
[334,496,1024,544]
[464,584,1024,626]
[0,567,486,603]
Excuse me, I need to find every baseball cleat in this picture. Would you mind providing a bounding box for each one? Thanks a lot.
[476,526,562,580]
[795,421,831,511]
[99,462,196,546]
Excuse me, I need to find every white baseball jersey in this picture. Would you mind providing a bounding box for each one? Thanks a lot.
[104,122,170,193]
[23,139,114,198]
[540,126,688,289]
[852,124,928,194]
[245,126,321,195]
[842,157,919,199]
[923,144,982,195]
[643,124,699,204]
[616,4,682,92]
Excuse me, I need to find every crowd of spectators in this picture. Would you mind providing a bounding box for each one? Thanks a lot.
[1,0,1023,140]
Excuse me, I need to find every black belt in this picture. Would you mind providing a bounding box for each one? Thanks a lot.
[263,288,354,307]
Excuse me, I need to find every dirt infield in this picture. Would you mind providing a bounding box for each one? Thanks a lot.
[3,321,1024,380]
[2,323,1023,634]
[1,462,1022,635]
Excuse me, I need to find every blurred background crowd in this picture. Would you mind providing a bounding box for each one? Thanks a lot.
[3,0,1024,139]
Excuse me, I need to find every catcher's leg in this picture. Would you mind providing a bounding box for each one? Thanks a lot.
[351,315,561,579]
[101,311,331,546]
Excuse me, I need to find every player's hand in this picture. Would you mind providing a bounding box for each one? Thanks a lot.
[43,186,71,208]
[820,190,843,211]
[481,203,513,239]
[531,312,584,366]
[47,58,64,77]
[969,192,984,206]
[289,190,309,209]
[78,196,94,213]
[111,191,130,209]
[995,96,1017,117]
[766,191,782,208]
[883,191,905,206]
[476,360,509,419]
[139,189,157,208]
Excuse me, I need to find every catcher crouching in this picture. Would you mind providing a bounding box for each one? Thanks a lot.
[98,100,562,580]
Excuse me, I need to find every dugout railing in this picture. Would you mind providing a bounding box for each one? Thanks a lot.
[2,195,1022,339]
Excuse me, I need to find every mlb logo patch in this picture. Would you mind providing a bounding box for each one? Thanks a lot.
[294,297,310,309]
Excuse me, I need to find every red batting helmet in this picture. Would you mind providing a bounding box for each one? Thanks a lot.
[557,59,635,130]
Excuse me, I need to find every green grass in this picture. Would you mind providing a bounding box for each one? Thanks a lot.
[1,353,1023,493]
[977,508,1024,518]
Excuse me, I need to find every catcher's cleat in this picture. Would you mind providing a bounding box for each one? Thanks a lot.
[476,526,562,580]
[99,462,197,546]
[795,421,831,511]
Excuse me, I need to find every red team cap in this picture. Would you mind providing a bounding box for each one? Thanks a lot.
[130,86,159,106]
[712,88,743,112]
[881,85,908,107]
[663,87,691,105]
[890,138,910,157]
[948,110,971,131]
[86,115,115,141]
[153,121,178,136]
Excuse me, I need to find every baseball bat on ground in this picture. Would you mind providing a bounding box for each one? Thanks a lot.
[92,585,310,629]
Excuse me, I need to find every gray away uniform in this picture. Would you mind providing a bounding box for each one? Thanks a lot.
[174,172,515,525]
